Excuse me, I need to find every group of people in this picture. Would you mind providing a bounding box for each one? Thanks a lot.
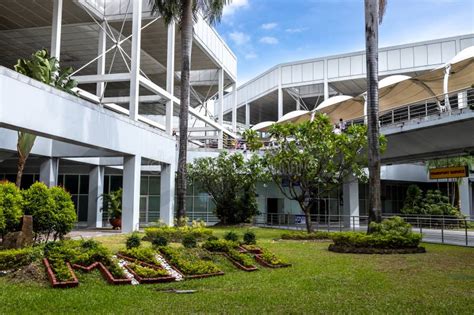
[333,118,346,134]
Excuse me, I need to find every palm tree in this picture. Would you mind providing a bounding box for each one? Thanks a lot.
[149,0,230,225]
[365,0,386,231]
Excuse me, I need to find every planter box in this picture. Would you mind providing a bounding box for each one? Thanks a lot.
[124,265,175,284]
[328,244,426,254]
[240,246,263,255]
[116,253,161,269]
[224,253,258,272]
[72,262,132,285]
[43,258,79,288]
[254,255,292,269]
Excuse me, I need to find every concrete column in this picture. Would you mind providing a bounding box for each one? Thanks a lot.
[129,0,142,121]
[50,0,63,59]
[245,103,250,127]
[87,166,104,228]
[232,83,237,132]
[122,155,141,233]
[277,88,283,119]
[343,176,359,228]
[217,68,224,149]
[459,177,471,217]
[458,91,468,109]
[39,158,59,187]
[166,20,175,135]
[160,163,175,226]
[296,99,301,111]
[96,21,107,98]
[323,59,329,100]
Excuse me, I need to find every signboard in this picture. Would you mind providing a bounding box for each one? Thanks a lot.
[295,215,306,225]
[429,166,468,179]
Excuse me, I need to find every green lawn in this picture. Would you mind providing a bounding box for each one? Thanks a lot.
[1,227,473,314]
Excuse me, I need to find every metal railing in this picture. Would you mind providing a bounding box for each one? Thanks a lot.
[255,213,474,247]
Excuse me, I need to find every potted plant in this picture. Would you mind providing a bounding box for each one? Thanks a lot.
[101,189,122,229]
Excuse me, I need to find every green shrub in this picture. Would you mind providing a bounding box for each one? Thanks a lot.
[159,246,221,276]
[126,233,141,249]
[49,186,77,240]
[0,247,40,270]
[127,263,169,278]
[281,231,332,240]
[260,249,288,266]
[0,181,23,236]
[331,232,422,249]
[152,236,168,247]
[227,249,255,268]
[22,182,55,239]
[368,216,412,237]
[120,247,158,265]
[202,239,238,252]
[144,226,212,242]
[402,185,459,216]
[182,235,197,248]
[224,231,239,242]
[207,235,219,242]
[243,230,256,245]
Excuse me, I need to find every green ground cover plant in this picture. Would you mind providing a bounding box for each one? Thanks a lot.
[144,225,212,242]
[281,231,332,240]
[119,247,158,265]
[201,239,238,252]
[227,249,255,268]
[159,246,221,276]
[0,247,40,270]
[126,263,169,278]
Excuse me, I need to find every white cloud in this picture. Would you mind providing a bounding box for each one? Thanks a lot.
[261,22,277,30]
[245,52,258,59]
[259,36,279,45]
[229,31,250,46]
[285,27,307,33]
[223,0,249,17]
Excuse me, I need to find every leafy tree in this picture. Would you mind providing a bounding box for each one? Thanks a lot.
[401,185,424,215]
[0,181,24,237]
[49,186,77,240]
[242,129,263,151]
[263,114,370,233]
[423,190,458,216]
[364,0,387,230]
[188,151,264,224]
[149,0,231,225]
[13,49,77,187]
[21,182,55,242]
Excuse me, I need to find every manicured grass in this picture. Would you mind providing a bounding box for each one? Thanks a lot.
[1,227,473,314]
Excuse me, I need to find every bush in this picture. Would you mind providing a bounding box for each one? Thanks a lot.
[401,185,459,216]
[0,247,40,270]
[243,230,256,245]
[202,239,238,252]
[22,182,55,240]
[159,246,221,276]
[127,263,169,278]
[152,236,168,247]
[120,247,158,265]
[331,232,422,249]
[144,226,213,242]
[126,233,141,249]
[0,181,23,236]
[207,235,219,242]
[49,186,77,240]
[259,249,288,266]
[227,249,255,268]
[281,231,332,240]
[224,231,239,242]
[182,235,197,248]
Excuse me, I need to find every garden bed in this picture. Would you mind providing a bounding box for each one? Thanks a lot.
[223,253,258,271]
[124,263,175,284]
[328,244,426,254]
[72,262,132,285]
[43,258,79,288]
[240,245,263,254]
[254,255,291,268]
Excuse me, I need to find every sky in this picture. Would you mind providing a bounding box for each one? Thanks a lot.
[215,0,474,85]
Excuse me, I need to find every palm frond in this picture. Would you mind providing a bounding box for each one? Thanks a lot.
[379,0,387,24]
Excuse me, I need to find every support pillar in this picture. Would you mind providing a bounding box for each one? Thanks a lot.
[39,158,59,187]
[96,21,107,98]
[245,103,250,127]
[217,68,224,149]
[122,155,141,233]
[343,176,359,228]
[296,99,301,111]
[323,59,329,100]
[160,163,175,226]
[166,20,175,135]
[51,0,63,59]
[277,87,283,119]
[87,166,104,228]
[459,177,471,217]
[232,83,237,132]
[129,0,142,121]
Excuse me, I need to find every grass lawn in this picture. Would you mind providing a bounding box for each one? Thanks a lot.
[1,227,473,314]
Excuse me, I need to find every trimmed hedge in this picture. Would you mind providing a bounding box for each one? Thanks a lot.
[0,247,40,270]
[281,231,332,240]
[201,239,238,252]
[143,226,212,242]
[159,247,221,276]
[330,232,422,249]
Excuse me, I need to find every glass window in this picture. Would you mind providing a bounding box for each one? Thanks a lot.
[140,176,149,195]
[148,196,160,223]
[139,196,147,223]
[58,175,64,187]
[110,175,123,192]
[79,175,89,194]
[78,196,88,221]
[104,175,110,194]
[21,174,35,189]
[149,176,161,195]
[65,175,79,194]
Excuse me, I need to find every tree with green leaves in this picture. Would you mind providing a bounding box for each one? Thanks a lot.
[149,0,231,225]
[262,114,370,233]
[365,0,387,230]
[188,151,265,224]
[13,49,77,187]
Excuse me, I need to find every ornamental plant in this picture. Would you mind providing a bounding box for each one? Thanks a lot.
[0,181,23,237]
[22,182,56,242]
[227,249,255,268]
[127,263,169,278]
[49,186,77,240]
[224,231,239,242]
[182,235,197,248]
[126,233,142,249]
[243,230,257,245]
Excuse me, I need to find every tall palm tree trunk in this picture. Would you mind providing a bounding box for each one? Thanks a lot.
[16,154,26,188]
[365,0,382,231]
[176,0,193,225]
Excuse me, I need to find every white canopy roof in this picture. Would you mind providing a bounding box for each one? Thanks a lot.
[277,110,311,124]
[315,95,365,124]
[251,121,275,132]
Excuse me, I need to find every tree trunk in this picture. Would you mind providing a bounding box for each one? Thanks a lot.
[365,0,382,232]
[303,205,313,233]
[16,151,26,188]
[175,0,194,226]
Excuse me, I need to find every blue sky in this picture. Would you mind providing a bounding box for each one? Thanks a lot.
[216,0,474,85]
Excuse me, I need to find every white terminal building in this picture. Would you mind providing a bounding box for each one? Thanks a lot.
[0,0,473,231]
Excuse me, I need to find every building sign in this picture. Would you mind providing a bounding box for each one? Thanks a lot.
[295,215,306,225]
[429,166,468,179]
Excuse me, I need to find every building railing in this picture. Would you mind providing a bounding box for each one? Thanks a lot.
[255,212,473,247]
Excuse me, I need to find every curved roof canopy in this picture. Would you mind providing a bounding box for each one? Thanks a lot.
[315,95,365,124]
[277,110,311,124]
[251,121,275,132]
